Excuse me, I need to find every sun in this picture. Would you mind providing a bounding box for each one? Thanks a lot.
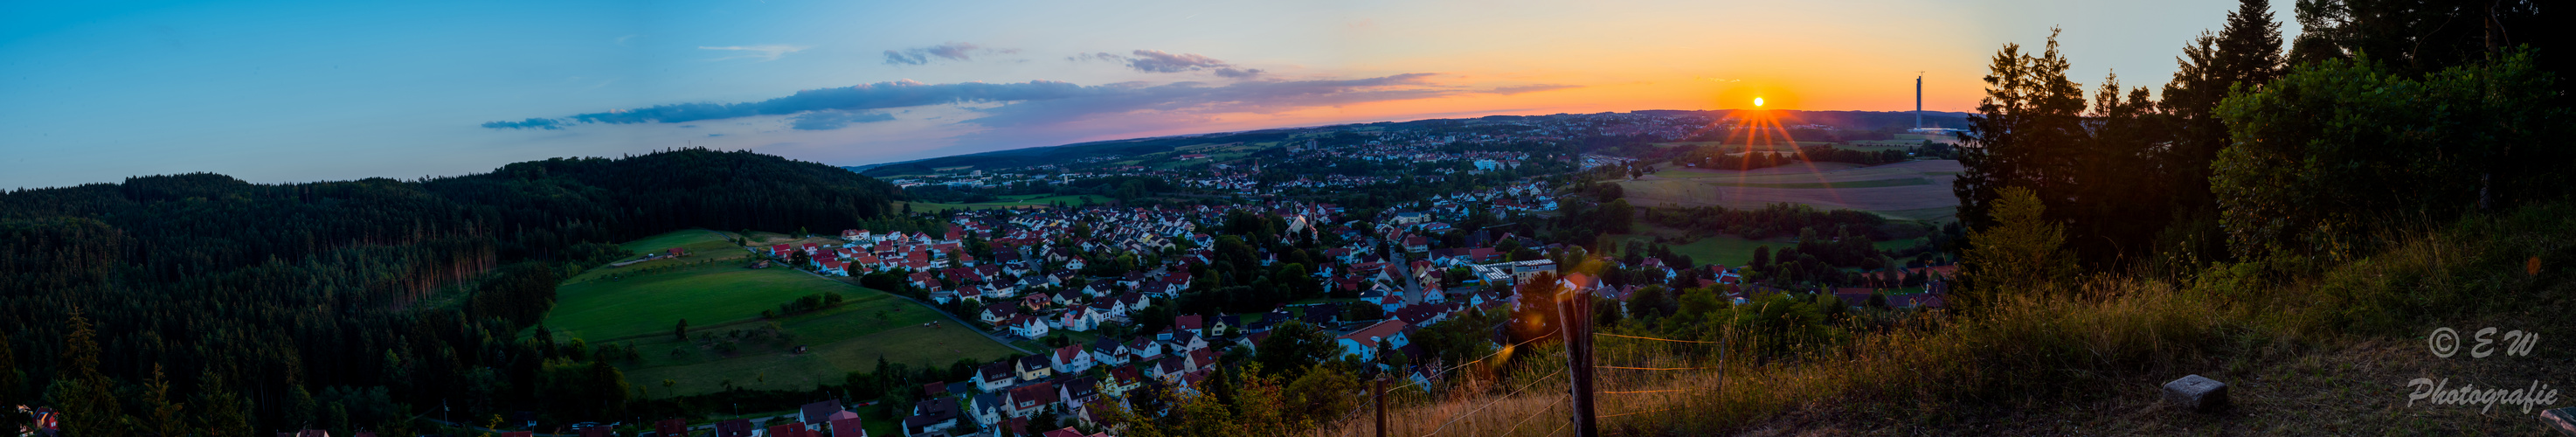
[1753,97,1765,108]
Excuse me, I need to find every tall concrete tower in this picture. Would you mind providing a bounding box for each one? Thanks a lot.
[1915,73,1923,129]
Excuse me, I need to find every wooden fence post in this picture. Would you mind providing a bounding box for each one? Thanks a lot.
[1375,376,1388,437]
[1562,291,1597,437]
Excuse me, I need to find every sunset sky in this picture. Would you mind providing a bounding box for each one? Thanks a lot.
[1,0,2291,188]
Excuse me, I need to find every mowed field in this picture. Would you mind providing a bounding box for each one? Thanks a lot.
[549,267,844,341]
[544,231,1019,396]
[614,290,1018,396]
[1621,160,1963,220]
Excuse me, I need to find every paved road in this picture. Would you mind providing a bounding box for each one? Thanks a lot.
[1389,253,1427,306]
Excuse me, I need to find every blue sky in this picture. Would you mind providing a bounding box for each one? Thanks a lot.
[0,0,2289,189]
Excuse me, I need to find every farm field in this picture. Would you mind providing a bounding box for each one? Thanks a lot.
[1620,160,1961,218]
[540,231,1021,396]
[1718,178,1931,189]
[1649,141,1839,149]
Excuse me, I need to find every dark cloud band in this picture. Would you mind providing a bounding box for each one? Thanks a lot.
[1075,50,1264,79]
[484,73,1583,132]
[789,110,897,130]
[480,118,565,130]
[884,42,1015,66]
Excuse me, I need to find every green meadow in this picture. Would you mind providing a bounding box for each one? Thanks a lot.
[541,231,1021,397]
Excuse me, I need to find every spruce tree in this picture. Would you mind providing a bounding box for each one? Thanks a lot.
[191,371,253,437]
[0,329,19,425]
[143,364,187,437]
[51,309,125,436]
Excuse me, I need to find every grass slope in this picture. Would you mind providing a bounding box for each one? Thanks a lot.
[544,231,1020,396]
[1330,202,2576,435]
[549,267,845,341]
[617,292,1018,396]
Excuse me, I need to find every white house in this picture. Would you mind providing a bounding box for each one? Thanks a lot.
[1008,315,1050,338]
[1334,320,1410,361]
[1051,344,1094,374]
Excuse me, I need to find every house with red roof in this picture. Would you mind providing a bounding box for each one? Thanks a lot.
[1103,366,1144,399]
[1006,314,1050,339]
[828,416,867,437]
[1056,305,1100,332]
[1335,320,1410,361]
[1051,343,1093,373]
[1006,382,1059,418]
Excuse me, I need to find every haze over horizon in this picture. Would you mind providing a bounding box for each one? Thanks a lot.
[3,0,2292,189]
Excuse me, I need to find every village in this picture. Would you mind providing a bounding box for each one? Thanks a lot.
[738,177,1949,436]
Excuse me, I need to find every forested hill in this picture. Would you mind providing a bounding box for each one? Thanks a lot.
[0,148,922,434]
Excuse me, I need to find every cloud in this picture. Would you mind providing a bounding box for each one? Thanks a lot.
[959,73,1450,128]
[883,43,1016,66]
[699,45,807,61]
[492,73,1513,132]
[560,80,1091,125]
[1073,50,1263,78]
[480,118,565,130]
[1214,67,1265,79]
[787,110,897,130]
[1123,50,1230,73]
[1485,84,1580,95]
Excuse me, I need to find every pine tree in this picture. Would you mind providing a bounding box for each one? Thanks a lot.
[51,309,126,437]
[191,371,253,437]
[1963,187,2075,301]
[1956,28,2088,232]
[143,364,188,437]
[2144,0,2289,268]
[0,329,19,425]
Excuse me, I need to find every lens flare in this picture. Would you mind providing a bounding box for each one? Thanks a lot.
[1659,106,1853,209]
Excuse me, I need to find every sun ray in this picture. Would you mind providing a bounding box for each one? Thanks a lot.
[1707,108,1851,210]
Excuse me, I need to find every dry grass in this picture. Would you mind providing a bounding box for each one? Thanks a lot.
[1312,203,2576,435]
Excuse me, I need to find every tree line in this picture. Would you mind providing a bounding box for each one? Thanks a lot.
[1951,0,2568,291]
[0,148,925,435]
